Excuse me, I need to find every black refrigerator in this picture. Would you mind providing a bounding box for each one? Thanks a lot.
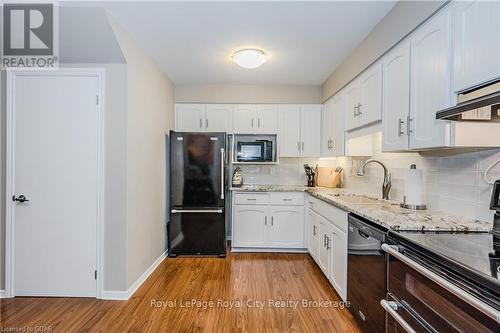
[168,131,227,257]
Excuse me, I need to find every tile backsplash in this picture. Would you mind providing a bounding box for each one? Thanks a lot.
[236,132,500,223]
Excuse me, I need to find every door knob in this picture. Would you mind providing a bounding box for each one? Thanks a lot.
[13,195,29,203]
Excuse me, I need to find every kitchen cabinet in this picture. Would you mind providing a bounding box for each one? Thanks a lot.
[232,205,268,248]
[176,104,233,132]
[322,93,345,157]
[317,217,331,276]
[328,223,347,301]
[382,42,411,152]
[175,104,206,132]
[277,105,301,157]
[269,206,305,248]
[232,192,305,250]
[278,105,321,157]
[344,63,382,131]
[409,8,452,149]
[233,105,278,134]
[300,105,321,157]
[205,104,233,132]
[452,0,500,92]
[306,209,320,260]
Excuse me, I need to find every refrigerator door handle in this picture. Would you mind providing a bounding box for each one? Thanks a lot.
[220,148,225,200]
[171,209,223,214]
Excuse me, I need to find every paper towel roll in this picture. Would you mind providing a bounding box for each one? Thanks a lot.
[405,165,423,206]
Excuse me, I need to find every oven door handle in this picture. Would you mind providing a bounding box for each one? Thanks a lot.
[382,243,500,323]
[380,300,417,333]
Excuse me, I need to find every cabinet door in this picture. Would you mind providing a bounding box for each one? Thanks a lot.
[232,205,268,247]
[175,104,206,132]
[321,100,334,157]
[307,209,320,261]
[278,105,301,157]
[205,104,233,132]
[300,105,321,157]
[382,42,411,152]
[331,92,346,156]
[453,0,500,92]
[410,9,452,149]
[328,224,347,301]
[269,206,304,248]
[344,81,361,131]
[317,219,331,276]
[255,105,278,134]
[233,105,255,134]
[359,62,382,126]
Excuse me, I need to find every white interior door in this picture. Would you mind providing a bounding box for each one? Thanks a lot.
[11,73,100,297]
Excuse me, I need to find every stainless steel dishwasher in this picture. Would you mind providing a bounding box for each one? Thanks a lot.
[347,213,388,333]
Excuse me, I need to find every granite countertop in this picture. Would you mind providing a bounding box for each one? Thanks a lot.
[230,185,492,232]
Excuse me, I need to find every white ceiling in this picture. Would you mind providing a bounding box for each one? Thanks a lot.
[70,1,396,85]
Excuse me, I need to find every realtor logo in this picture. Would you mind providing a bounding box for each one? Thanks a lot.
[1,3,58,68]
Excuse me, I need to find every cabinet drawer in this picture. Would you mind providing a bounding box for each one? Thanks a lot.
[307,195,348,232]
[234,193,269,205]
[270,192,304,206]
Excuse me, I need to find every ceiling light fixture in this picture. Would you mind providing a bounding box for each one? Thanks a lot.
[231,48,267,69]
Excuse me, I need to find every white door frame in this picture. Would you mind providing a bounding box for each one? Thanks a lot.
[4,68,106,298]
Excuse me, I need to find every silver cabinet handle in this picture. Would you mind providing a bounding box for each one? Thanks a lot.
[205,118,208,129]
[407,116,413,136]
[323,234,327,247]
[258,118,260,128]
[246,198,257,201]
[313,225,317,236]
[271,216,274,226]
[220,148,225,200]
[171,209,223,214]
[398,118,405,136]
[282,198,293,201]
[354,105,358,117]
[380,300,417,333]
[199,118,203,128]
[326,236,331,250]
[301,141,304,151]
[382,244,500,323]
[251,118,254,128]
[297,141,301,152]
[264,216,267,226]
[358,103,362,115]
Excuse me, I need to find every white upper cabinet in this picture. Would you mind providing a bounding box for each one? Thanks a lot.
[255,105,279,134]
[344,63,382,131]
[409,8,452,149]
[382,41,411,152]
[279,105,321,158]
[233,105,278,134]
[233,105,256,134]
[322,94,345,157]
[175,104,206,132]
[359,62,382,126]
[300,105,322,157]
[278,105,302,157]
[452,0,500,92]
[206,104,233,132]
[344,81,361,131]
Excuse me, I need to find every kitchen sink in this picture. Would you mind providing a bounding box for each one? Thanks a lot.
[335,195,382,205]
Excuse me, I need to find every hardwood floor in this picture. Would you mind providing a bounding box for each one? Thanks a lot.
[1,251,362,333]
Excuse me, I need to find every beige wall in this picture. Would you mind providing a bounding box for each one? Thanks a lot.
[109,18,175,288]
[175,84,322,104]
[322,0,447,101]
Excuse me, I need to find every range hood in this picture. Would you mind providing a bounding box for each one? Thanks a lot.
[436,81,500,121]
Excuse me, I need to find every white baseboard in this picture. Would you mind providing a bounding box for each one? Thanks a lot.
[231,248,308,253]
[0,290,7,298]
[101,250,167,301]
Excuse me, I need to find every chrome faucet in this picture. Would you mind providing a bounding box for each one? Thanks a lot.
[356,159,392,200]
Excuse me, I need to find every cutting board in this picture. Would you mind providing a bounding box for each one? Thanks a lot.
[316,167,341,188]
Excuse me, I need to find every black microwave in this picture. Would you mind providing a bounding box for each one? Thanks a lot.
[236,140,273,162]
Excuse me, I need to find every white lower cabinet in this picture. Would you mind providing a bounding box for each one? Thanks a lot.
[306,195,348,301]
[232,192,305,250]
